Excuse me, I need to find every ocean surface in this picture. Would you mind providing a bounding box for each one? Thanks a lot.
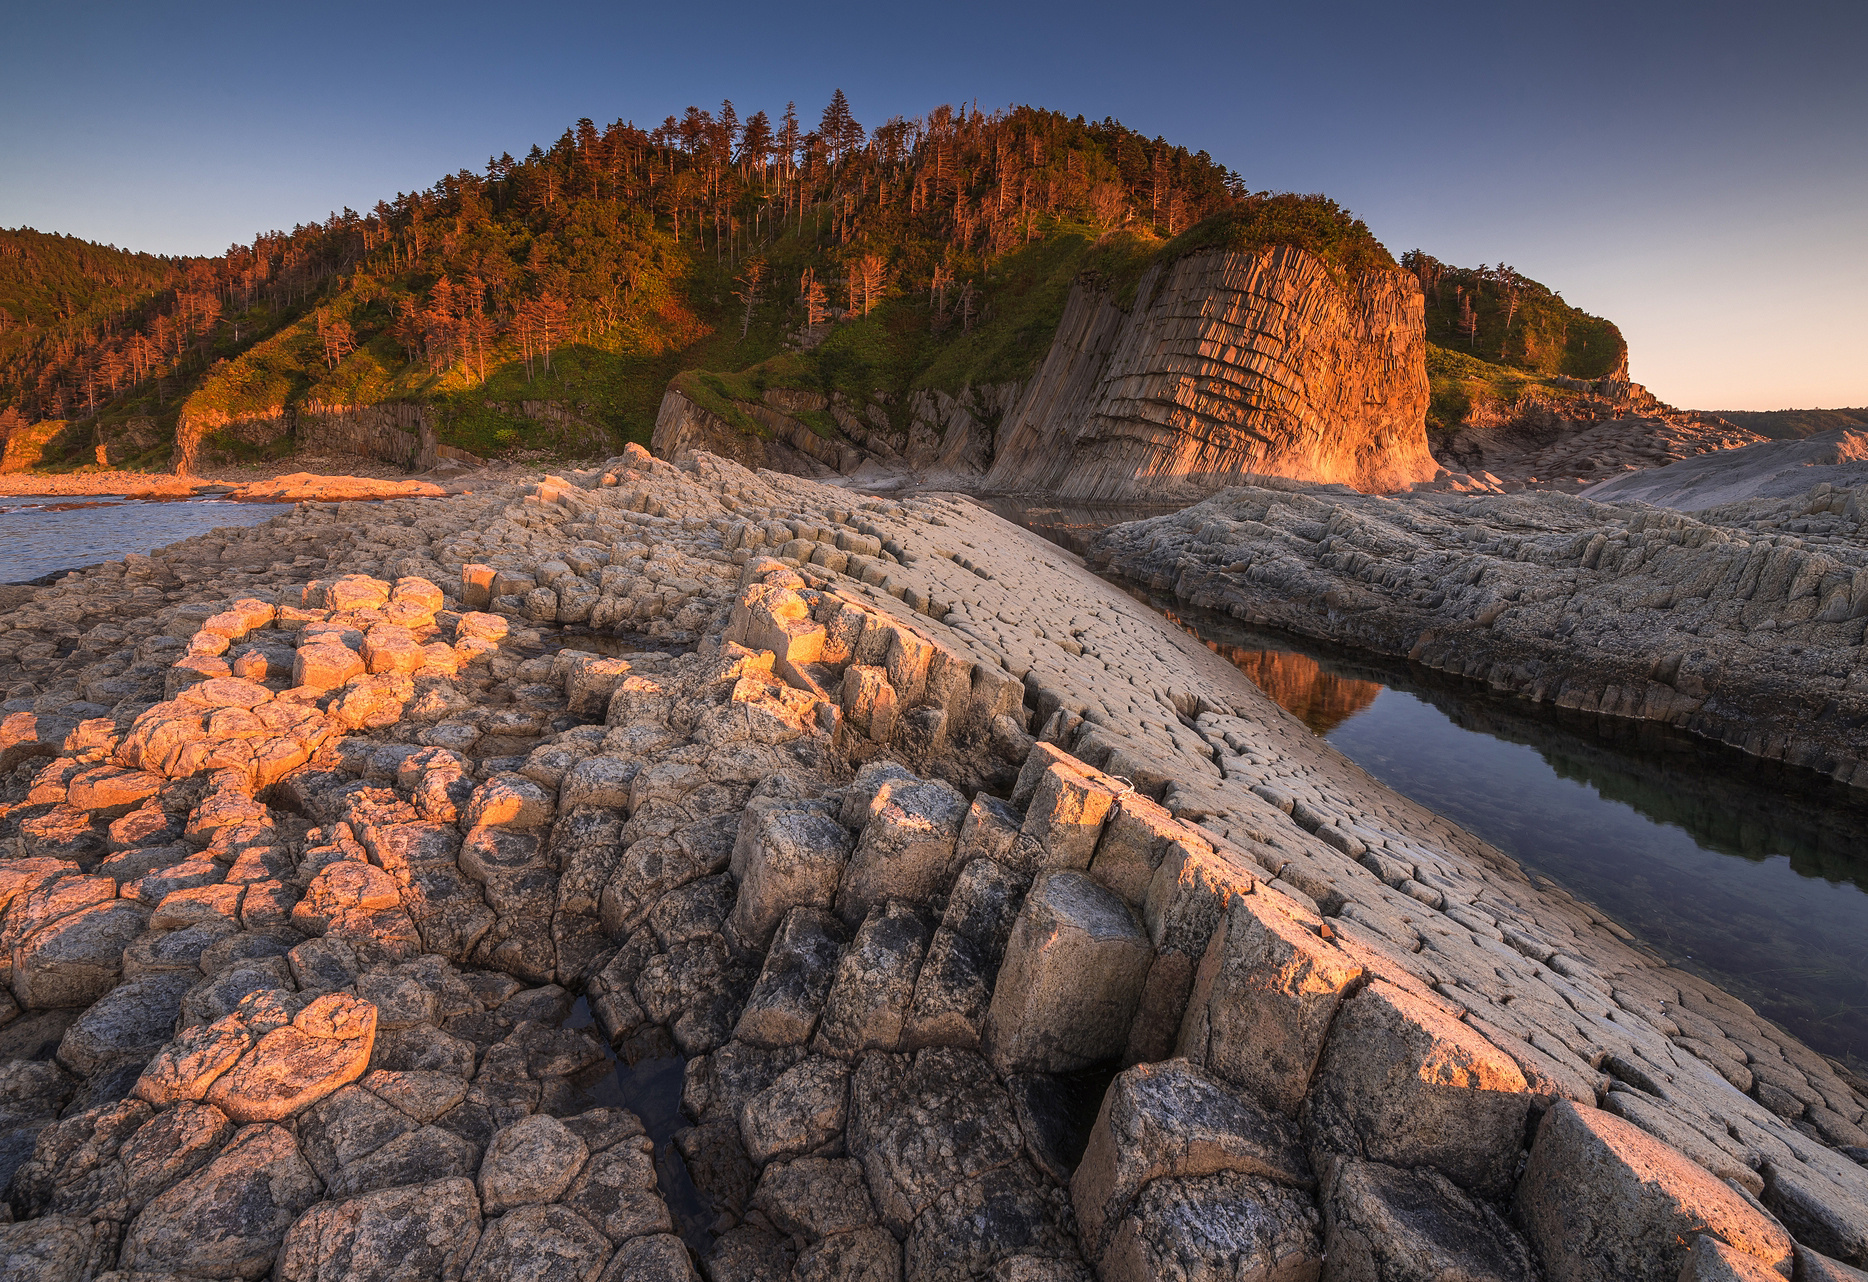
[0,493,280,583]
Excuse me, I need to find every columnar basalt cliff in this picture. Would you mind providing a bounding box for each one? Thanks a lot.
[3,451,1867,1281]
[981,246,1438,500]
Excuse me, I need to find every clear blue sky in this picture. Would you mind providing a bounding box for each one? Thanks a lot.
[2,0,1861,410]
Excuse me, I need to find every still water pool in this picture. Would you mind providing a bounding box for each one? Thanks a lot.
[990,500,1868,1071]
[0,494,280,583]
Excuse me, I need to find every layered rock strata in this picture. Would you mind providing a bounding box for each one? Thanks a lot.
[654,244,1438,500]
[1091,476,1868,786]
[0,448,1865,1280]
[980,245,1437,499]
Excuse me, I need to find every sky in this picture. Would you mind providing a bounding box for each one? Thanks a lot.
[1,0,1862,411]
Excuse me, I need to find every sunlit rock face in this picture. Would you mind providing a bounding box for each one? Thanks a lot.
[983,245,1437,500]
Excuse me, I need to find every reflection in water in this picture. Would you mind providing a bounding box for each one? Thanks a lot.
[970,500,1868,1070]
[1152,594,1868,1071]
[1199,637,1380,735]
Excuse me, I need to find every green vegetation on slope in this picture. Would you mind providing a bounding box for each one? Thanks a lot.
[1402,252,1625,381]
[1,97,1261,471]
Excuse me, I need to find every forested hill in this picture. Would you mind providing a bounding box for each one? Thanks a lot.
[0,94,1289,471]
[1400,251,1627,381]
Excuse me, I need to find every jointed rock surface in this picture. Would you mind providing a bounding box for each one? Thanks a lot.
[0,443,1865,1281]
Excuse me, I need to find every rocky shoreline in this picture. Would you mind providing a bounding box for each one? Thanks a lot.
[1089,476,1868,790]
[1,447,1866,1281]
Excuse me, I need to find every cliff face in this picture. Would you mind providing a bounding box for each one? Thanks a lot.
[981,245,1437,499]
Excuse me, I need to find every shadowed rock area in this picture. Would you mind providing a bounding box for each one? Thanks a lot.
[0,445,1865,1280]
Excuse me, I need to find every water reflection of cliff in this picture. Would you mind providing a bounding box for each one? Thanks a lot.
[1146,586,1868,895]
[1206,643,1382,735]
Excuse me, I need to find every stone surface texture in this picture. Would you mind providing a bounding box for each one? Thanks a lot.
[0,446,1863,1282]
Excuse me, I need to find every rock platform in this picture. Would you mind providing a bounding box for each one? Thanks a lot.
[1091,475,1868,787]
[0,445,1865,1281]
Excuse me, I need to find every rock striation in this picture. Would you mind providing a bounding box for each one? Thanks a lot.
[982,245,1437,499]
[1,448,1866,1280]
[653,244,1438,501]
[1092,476,1868,786]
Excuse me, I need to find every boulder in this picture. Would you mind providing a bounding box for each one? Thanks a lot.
[1514,1101,1795,1282]
[1319,1157,1536,1282]
[813,900,930,1058]
[1175,889,1362,1117]
[121,1122,322,1278]
[1099,1170,1322,1282]
[739,1055,852,1165]
[1303,980,1529,1199]
[982,871,1152,1075]
[1071,1058,1311,1258]
[835,778,969,924]
[735,907,847,1048]
[276,1176,485,1282]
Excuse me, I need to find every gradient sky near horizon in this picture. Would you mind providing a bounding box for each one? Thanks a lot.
[2,0,1861,411]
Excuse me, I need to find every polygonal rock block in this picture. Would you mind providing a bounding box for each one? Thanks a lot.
[462,773,555,830]
[812,900,930,1058]
[361,626,423,675]
[839,665,898,742]
[1072,1058,1312,1258]
[735,907,847,1049]
[1680,1235,1793,1282]
[325,575,392,611]
[277,1176,484,1282]
[12,898,148,1009]
[729,809,856,950]
[479,1113,589,1214]
[1760,1156,1868,1269]
[981,871,1153,1075]
[204,993,378,1123]
[1099,1170,1322,1282]
[1304,979,1530,1199]
[1320,1157,1536,1282]
[120,1122,322,1279]
[1090,791,1199,906]
[739,1055,851,1165]
[1019,762,1121,870]
[1515,1100,1795,1282]
[835,778,969,924]
[293,643,365,692]
[1176,889,1363,1117]
[1142,837,1253,955]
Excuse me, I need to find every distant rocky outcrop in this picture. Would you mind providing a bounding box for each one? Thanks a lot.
[1582,428,1868,510]
[1091,477,1868,785]
[1432,374,1768,493]
[655,246,1440,500]
[982,245,1437,498]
